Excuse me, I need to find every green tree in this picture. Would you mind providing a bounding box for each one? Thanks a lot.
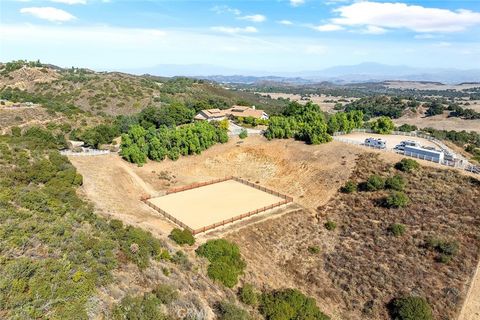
[371,116,395,134]
[389,296,433,320]
[260,289,330,320]
[196,239,246,288]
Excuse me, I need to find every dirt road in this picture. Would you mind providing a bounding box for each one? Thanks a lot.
[69,154,174,236]
[459,259,480,320]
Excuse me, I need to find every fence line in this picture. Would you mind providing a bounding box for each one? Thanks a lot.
[166,176,234,194]
[146,177,294,235]
[60,149,110,156]
[333,130,479,174]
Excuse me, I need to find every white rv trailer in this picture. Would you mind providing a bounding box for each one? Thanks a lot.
[364,138,386,149]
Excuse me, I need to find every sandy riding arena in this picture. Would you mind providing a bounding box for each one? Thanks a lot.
[147,178,290,233]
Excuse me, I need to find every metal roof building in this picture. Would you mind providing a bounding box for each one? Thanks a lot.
[404,145,444,163]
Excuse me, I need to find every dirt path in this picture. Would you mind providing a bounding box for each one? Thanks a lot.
[69,154,174,237]
[459,260,480,320]
[116,158,160,197]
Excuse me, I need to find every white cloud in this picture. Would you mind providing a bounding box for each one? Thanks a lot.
[210,26,258,34]
[332,1,480,33]
[414,34,440,40]
[290,0,305,7]
[211,5,241,16]
[312,24,344,32]
[278,20,293,25]
[1,23,479,71]
[238,14,266,23]
[20,7,76,22]
[361,25,387,35]
[50,0,86,4]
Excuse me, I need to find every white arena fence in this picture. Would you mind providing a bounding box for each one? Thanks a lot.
[333,129,480,175]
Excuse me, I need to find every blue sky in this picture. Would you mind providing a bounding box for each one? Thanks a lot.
[1,0,479,72]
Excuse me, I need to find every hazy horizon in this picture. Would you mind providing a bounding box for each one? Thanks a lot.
[1,0,480,72]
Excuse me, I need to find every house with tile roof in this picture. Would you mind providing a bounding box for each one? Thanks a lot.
[194,105,268,121]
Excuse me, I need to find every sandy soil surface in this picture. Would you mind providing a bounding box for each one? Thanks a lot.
[339,132,440,150]
[134,136,362,210]
[394,113,480,132]
[148,180,284,230]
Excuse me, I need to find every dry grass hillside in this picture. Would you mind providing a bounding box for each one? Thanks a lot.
[0,64,286,116]
[227,153,480,320]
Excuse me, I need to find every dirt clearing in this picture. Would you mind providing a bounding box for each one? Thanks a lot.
[70,136,362,236]
[148,179,286,231]
[340,132,440,150]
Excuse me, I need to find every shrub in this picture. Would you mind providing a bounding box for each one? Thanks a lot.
[308,246,321,254]
[11,126,21,137]
[171,250,190,268]
[114,226,163,269]
[216,301,251,320]
[260,288,330,320]
[112,293,167,320]
[340,180,357,193]
[324,221,337,231]
[153,284,178,304]
[388,223,406,237]
[397,124,418,132]
[239,129,248,139]
[239,284,258,306]
[196,239,246,288]
[385,175,406,191]
[109,219,124,231]
[168,228,195,246]
[366,175,385,191]
[385,191,410,208]
[425,237,459,263]
[388,296,433,320]
[395,159,420,172]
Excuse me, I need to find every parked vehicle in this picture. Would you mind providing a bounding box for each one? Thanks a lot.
[364,138,386,149]
[394,140,420,151]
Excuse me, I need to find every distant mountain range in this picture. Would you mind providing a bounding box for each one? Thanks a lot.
[124,62,480,85]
